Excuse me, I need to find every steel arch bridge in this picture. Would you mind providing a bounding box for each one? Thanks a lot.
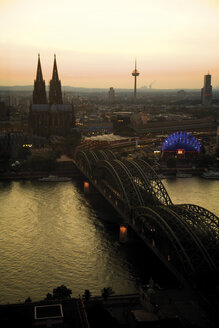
[75,149,219,282]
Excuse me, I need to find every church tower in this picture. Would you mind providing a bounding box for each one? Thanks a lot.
[30,54,74,137]
[33,54,47,104]
[49,54,63,104]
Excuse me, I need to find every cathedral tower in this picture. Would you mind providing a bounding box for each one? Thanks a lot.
[33,54,47,104]
[30,54,74,137]
[49,54,63,104]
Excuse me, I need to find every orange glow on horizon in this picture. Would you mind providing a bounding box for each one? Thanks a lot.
[0,0,219,88]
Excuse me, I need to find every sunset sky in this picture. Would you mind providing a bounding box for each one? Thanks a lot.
[1,0,219,89]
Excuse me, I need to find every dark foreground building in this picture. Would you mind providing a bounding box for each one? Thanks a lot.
[0,298,90,328]
[29,55,74,138]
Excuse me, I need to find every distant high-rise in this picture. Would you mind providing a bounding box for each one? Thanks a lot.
[49,54,63,105]
[201,73,212,105]
[108,87,115,102]
[132,59,140,101]
[33,54,47,104]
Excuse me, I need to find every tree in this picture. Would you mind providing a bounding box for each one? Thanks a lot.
[65,130,81,147]
[101,287,114,301]
[52,285,72,299]
[17,146,31,161]
[44,293,53,301]
[21,151,58,172]
[83,289,91,302]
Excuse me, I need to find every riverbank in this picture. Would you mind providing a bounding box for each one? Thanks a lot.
[0,290,218,328]
[0,165,208,181]
[0,161,83,181]
[157,166,204,177]
[0,297,88,328]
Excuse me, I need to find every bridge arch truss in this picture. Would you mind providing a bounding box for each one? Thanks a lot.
[75,149,219,281]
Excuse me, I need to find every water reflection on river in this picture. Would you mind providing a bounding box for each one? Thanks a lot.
[162,177,219,216]
[0,177,218,304]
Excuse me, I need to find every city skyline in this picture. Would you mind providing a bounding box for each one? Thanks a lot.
[1,0,219,88]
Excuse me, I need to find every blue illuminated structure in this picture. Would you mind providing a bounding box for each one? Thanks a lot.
[162,131,201,152]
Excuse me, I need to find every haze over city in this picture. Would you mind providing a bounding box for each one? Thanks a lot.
[1,2,219,327]
[1,0,219,88]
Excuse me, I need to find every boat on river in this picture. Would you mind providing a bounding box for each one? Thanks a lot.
[38,175,72,182]
[201,170,219,179]
[176,171,192,178]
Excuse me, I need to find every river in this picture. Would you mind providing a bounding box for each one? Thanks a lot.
[0,177,218,304]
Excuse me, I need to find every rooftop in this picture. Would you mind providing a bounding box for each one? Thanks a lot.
[31,104,73,112]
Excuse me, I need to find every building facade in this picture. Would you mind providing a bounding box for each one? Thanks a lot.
[29,55,74,137]
[0,102,9,121]
[108,87,115,102]
[201,73,212,106]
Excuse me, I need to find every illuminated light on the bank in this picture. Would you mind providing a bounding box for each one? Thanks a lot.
[84,181,89,194]
[120,225,127,234]
[120,225,128,243]
[177,149,185,155]
[22,144,32,148]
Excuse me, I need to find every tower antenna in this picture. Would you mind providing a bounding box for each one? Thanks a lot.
[132,58,140,102]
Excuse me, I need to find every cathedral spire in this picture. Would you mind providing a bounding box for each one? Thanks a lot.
[52,54,59,81]
[49,54,63,104]
[33,54,47,104]
[36,53,43,82]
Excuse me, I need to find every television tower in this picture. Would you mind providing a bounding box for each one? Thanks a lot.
[132,59,140,101]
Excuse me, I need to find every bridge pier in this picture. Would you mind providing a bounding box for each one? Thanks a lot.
[120,224,128,243]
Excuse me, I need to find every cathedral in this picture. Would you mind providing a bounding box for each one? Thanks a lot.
[29,54,75,137]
